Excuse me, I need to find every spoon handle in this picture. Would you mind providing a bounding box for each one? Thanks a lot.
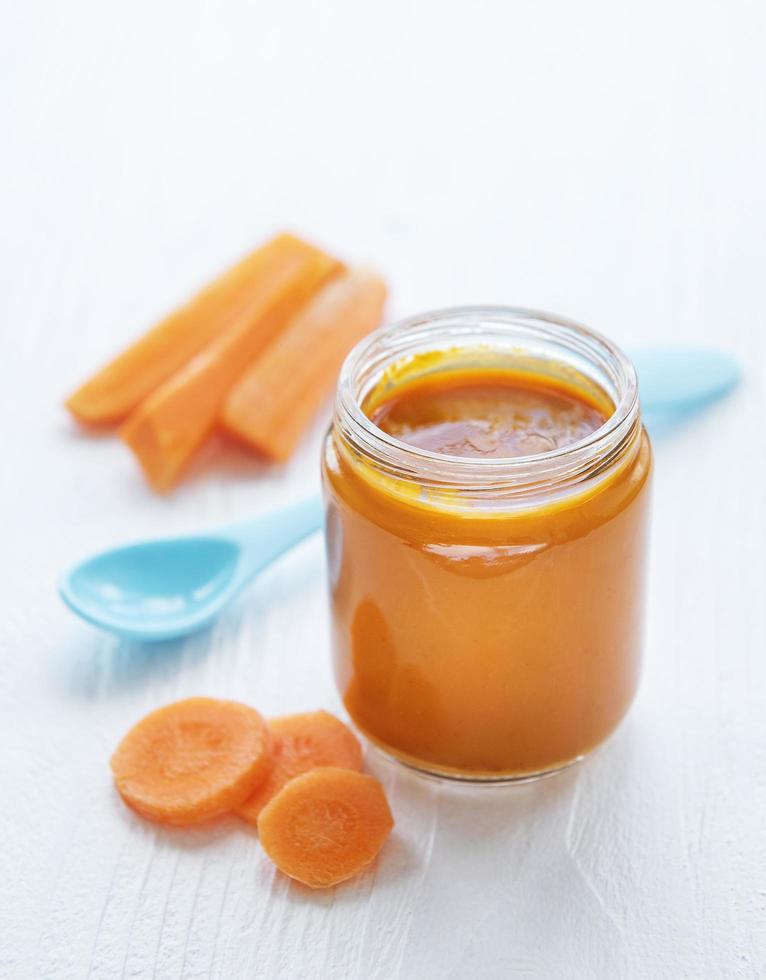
[630,346,740,410]
[224,495,324,581]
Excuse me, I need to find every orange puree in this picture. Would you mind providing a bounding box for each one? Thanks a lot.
[369,372,607,458]
[323,358,652,780]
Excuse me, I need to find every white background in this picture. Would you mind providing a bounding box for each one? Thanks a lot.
[2,1,765,977]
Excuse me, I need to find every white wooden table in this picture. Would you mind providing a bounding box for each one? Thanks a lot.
[2,1,764,977]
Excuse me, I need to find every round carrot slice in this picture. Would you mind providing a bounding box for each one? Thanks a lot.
[110,697,271,826]
[257,767,394,888]
[236,710,362,826]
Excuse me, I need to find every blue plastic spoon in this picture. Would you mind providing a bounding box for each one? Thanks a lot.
[59,346,740,642]
[59,497,324,642]
[630,346,740,432]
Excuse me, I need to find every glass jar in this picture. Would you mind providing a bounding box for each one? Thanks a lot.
[322,306,652,782]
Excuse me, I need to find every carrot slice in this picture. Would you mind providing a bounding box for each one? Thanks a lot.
[221,269,387,461]
[66,234,320,426]
[110,697,272,826]
[120,247,341,490]
[258,767,393,888]
[236,710,362,826]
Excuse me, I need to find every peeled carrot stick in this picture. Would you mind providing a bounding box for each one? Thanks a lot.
[66,234,319,426]
[221,269,387,461]
[236,710,362,826]
[121,247,341,491]
[110,697,272,826]
[258,768,394,888]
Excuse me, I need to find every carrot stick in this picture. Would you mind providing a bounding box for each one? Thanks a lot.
[221,269,387,461]
[66,233,321,425]
[257,767,394,888]
[110,697,272,826]
[236,710,362,826]
[120,247,341,490]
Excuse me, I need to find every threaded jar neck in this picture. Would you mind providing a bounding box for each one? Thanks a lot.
[333,306,641,505]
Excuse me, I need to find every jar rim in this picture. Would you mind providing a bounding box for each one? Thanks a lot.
[334,305,640,495]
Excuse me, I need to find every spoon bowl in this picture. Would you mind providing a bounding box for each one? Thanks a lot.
[60,537,242,641]
[59,496,324,642]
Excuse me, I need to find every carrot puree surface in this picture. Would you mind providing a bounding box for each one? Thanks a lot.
[368,371,607,459]
[323,360,652,780]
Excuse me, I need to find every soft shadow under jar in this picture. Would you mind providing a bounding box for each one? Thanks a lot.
[322,307,652,782]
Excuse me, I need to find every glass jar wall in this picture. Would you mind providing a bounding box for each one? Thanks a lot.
[322,307,652,781]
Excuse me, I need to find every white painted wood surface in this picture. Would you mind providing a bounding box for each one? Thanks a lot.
[2,1,764,976]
